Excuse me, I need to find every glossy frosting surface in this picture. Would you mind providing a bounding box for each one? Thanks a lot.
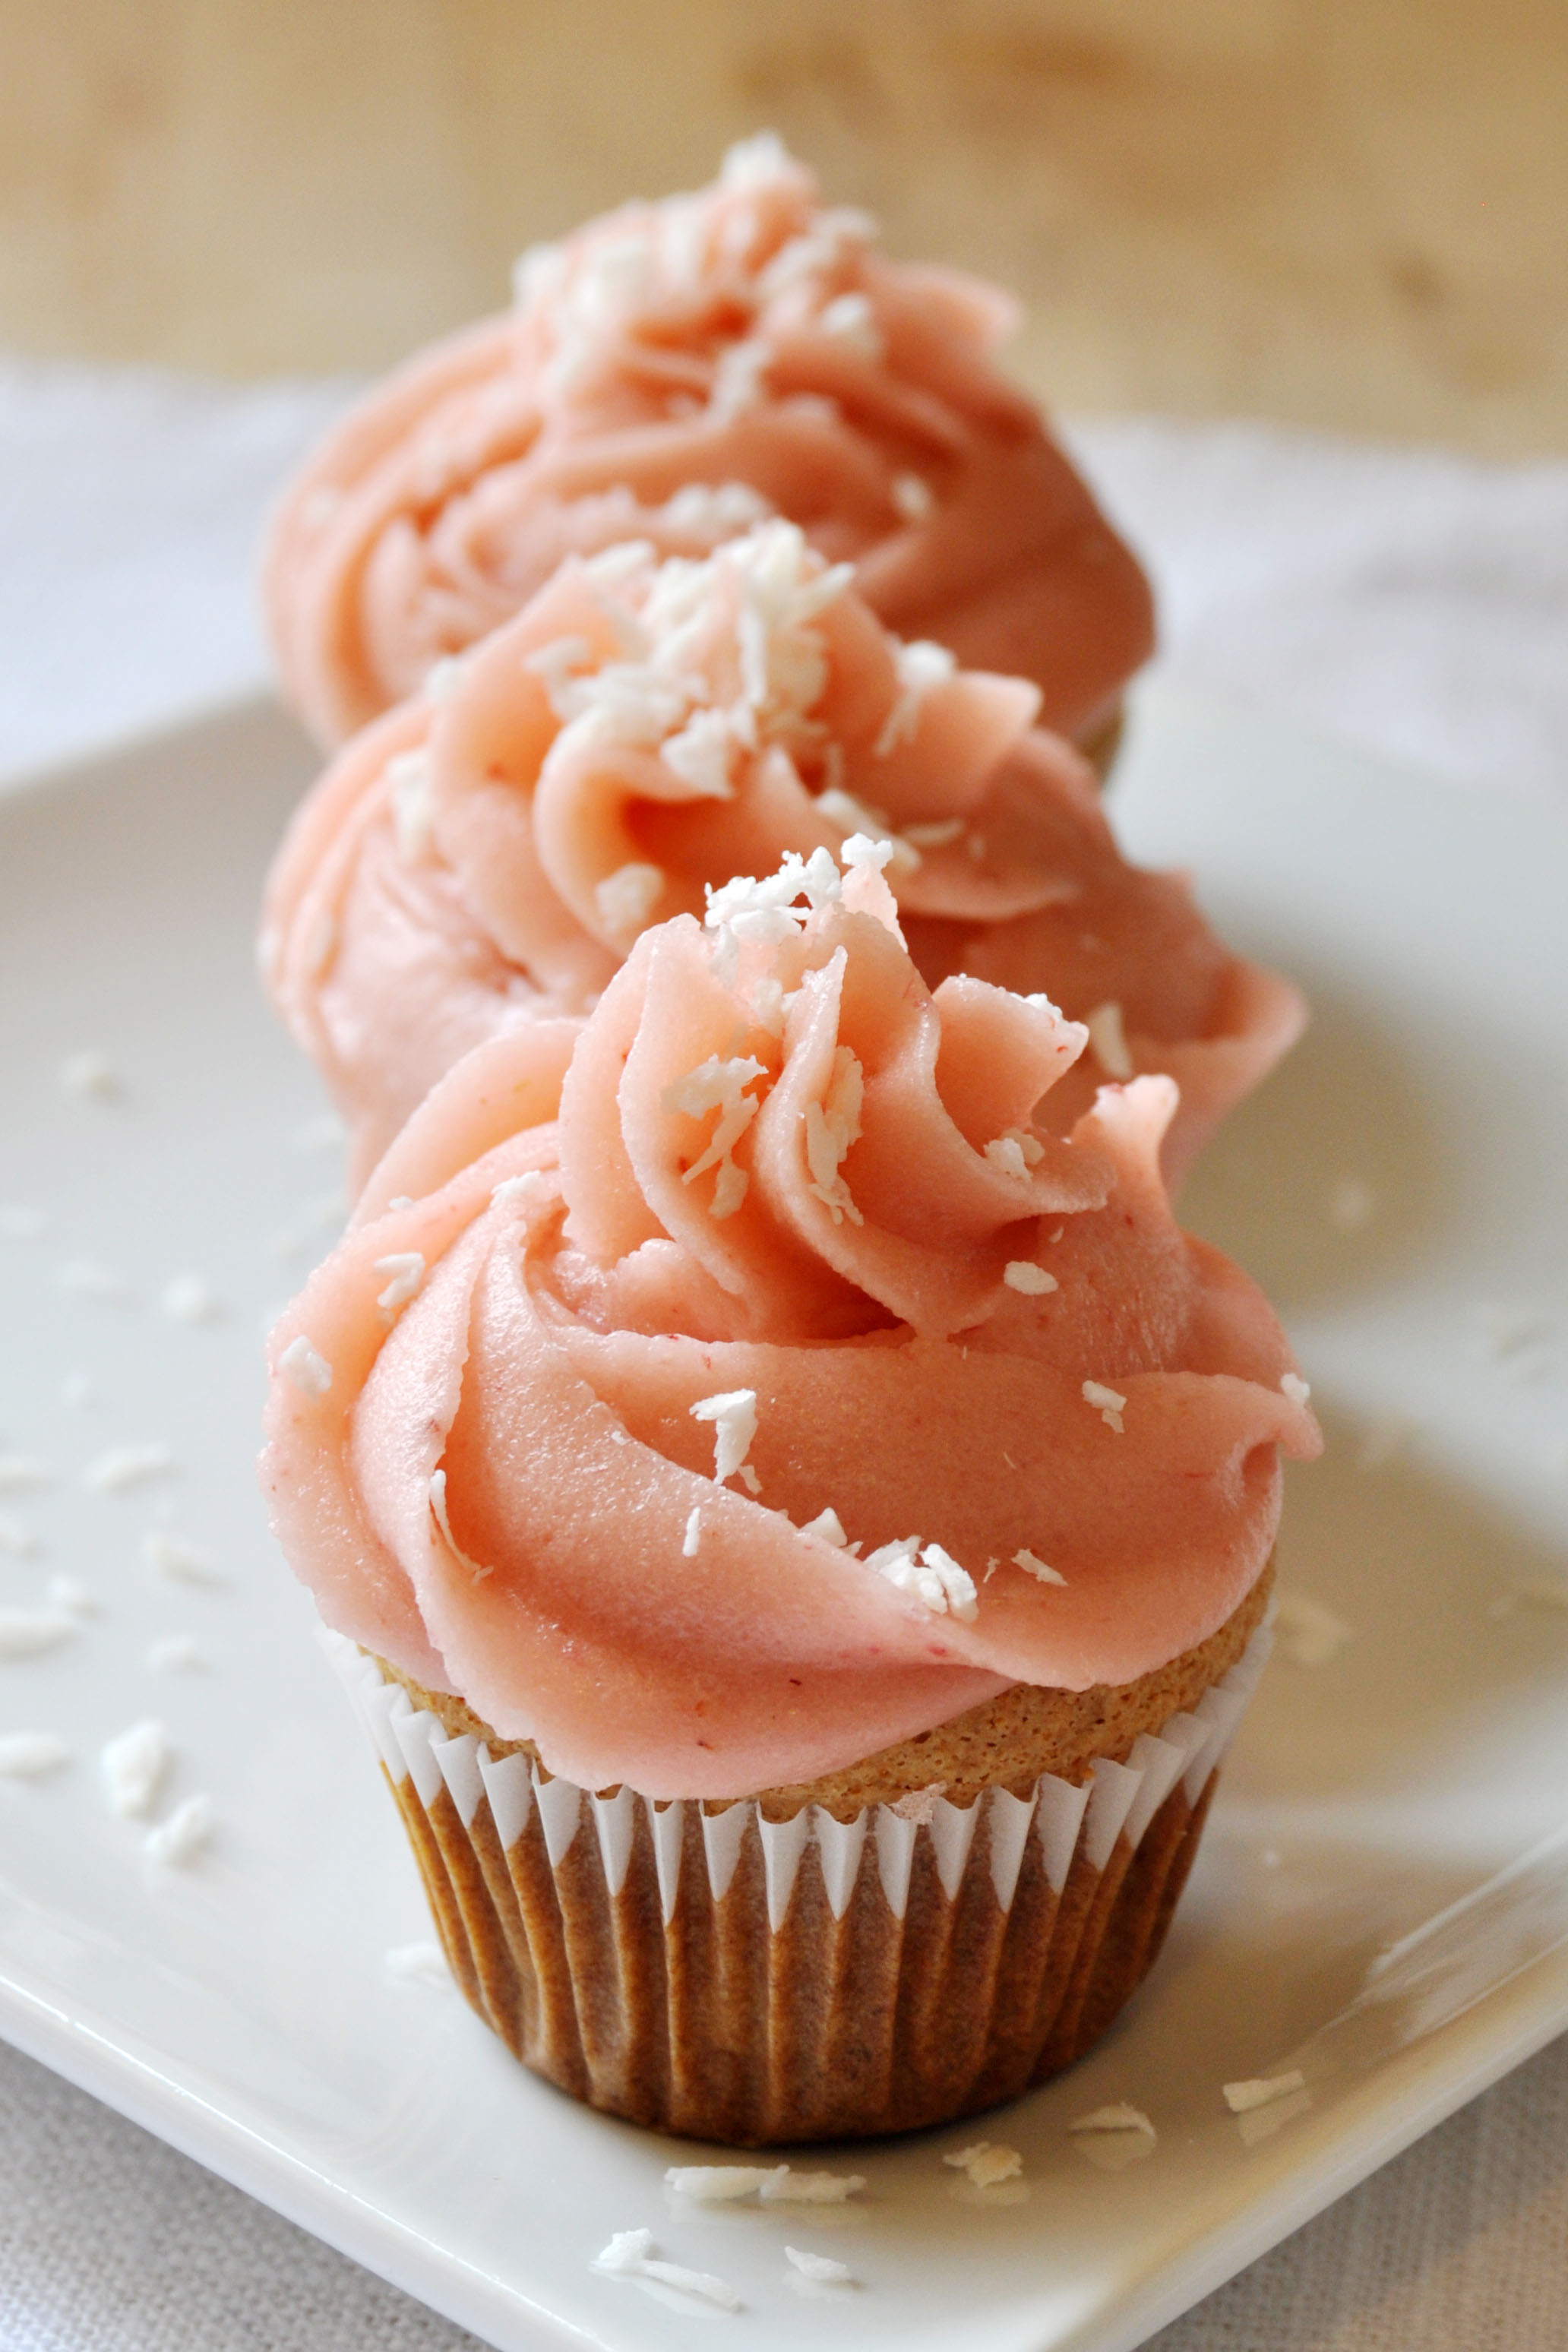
[262,850,1319,1798]
[264,135,1153,748]
[261,523,1302,1193]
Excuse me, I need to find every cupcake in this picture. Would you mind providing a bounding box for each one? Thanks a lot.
[262,840,1319,2145]
[263,134,1152,762]
[260,520,1301,1193]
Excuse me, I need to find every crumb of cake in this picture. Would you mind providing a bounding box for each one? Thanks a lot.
[943,2142,1023,2187]
[145,1792,215,1866]
[100,1720,171,1819]
[1274,1589,1351,1667]
[1223,2069,1306,2114]
[0,1732,70,1778]
[278,1336,333,1397]
[1013,1549,1066,1585]
[84,1443,176,1494]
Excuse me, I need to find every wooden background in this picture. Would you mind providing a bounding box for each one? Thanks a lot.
[2,0,1563,452]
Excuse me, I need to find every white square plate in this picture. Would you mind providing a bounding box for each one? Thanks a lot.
[1,683,1565,2352]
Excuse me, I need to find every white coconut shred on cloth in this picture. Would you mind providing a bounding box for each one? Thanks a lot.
[0,352,1565,2349]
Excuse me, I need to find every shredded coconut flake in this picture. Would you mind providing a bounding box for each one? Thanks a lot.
[591,2229,741,2311]
[1082,1380,1127,1434]
[799,1506,849,1547]
[690,1389,758,1486]
[868,1536,978,1621]
[1004,1260,1058,1295]
[662,1053,766,1217]
[682,1506,702,1558]
[1223,2069,1307,2114]
[892,469,934,522]
[141,1530,222,1586]
[160,1272,220,1324]
[661,705,738,798]
[1086,1001,1134,1081]
[84,1444,175,1494]
[785,2246,855,2284]
[874,637,956,757]
[385,1940,450,1986]
[100,1719,170,1819]
[594,861,665,940]
[278,1336,333,1399]
[59,1050,121,1101]
[1070,2103,1156,2137]
[387,748,435,862]
[1280,1370,1311,1404]
[0,1611,75,1660]
[492,1170,548,1207]
[145,1792,215,1866]
[147,1634,204,1673]
[1013,1548,1066,1586]
[429,1468,492,1583]
[375,1252,425,1314]
[1275,1589,1352,1667]
[804,1045,865,1225]
[903,814,966,848]
[0,1731,70,1778]
[761,2168,866,2203]
[665,2165,780,2202]
[0,1455,52,1494]
[57,1259,127,1300]
[944,2142,1023,2188]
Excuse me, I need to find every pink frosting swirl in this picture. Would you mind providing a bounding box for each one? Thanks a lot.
[264,136,1152,749]
[262,851,1320,1799]
[261,522,1302,1195]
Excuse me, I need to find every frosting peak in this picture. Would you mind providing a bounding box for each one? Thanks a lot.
[263,140,1153,749]
[261,527,1301,1193]
[263,854,1319,1798]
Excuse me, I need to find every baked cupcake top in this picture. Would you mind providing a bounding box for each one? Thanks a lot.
[261,521,1301,1191]
[263,134,1152,750]
[262,844,1318,1799]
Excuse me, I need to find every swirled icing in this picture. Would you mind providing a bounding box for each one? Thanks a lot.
[261,520,1301,1193]
[264,134,1152,748]
[262,847,1319,1799]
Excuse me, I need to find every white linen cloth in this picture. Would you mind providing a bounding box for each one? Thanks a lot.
[1,354,1564,2349]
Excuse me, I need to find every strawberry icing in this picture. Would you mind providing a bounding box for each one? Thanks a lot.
[261,847,1320,1799]
[263,134,1152,750]
[261,522,1301,1196]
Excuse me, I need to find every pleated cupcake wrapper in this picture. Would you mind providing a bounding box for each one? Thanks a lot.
[326,1623,1272,2143]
